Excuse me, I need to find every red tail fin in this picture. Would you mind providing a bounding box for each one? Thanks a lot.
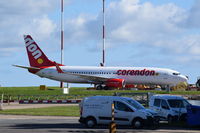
[24,35,56,68]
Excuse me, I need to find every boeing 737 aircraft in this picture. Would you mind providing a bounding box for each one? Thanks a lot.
[14,35,188,90]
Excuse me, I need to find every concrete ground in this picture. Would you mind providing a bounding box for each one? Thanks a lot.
[1,102,78,110]
[0,102,200,133]
[0,115,200,133]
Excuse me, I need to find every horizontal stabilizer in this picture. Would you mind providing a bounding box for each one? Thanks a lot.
[13,65,40,70]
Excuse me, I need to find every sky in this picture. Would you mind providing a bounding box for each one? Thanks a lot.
[0,0,200,87]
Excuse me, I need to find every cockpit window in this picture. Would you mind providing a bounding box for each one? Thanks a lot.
[173,73,180,76]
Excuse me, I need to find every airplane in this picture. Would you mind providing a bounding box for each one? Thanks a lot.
[14,35,188,90]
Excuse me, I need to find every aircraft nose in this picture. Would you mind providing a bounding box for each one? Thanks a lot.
[180,75,188,82]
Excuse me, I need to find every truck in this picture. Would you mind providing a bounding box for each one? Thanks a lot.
[79,96,159,128]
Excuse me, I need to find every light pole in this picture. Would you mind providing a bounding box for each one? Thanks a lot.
[100,0,106,67]
[60,0,64,88]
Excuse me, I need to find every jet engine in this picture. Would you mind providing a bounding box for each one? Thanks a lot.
[105,79,125,88]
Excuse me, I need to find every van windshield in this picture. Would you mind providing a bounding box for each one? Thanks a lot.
[167,99,190,108]
[125,99,145,110]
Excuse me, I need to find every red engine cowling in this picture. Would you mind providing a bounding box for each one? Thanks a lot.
[106,79,125,88]
[125,84,135,88]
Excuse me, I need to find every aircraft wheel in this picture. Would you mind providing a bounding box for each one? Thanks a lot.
[103,86,110,90]
[96,85,103,90]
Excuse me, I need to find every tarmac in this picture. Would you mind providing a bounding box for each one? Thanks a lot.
[1,102,78,110]
[0,115,200,133]
[0,102,200,133]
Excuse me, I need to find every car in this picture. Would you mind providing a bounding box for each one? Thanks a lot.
[79,96,159,128]
[149,95,191,123]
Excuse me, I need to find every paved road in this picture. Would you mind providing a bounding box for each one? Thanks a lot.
[1,102,78,110]
[0,115,200,133]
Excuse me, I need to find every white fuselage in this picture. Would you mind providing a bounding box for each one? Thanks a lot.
[35,66,187,86]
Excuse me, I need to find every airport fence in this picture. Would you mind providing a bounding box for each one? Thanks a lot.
[0,94,88,104]
[0,94,90,101]
[114,92,152,107]
[0,93,151,106]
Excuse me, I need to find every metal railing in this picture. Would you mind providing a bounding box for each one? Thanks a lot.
[114,92,153,107]
[0,93,152,106]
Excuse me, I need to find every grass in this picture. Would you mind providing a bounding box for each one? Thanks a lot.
[0,106,79,116]
[0,87,199,117]
[0,86,64,95]
[0,87,200,100]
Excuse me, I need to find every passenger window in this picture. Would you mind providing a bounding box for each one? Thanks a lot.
[114,101,133,112]
[161,100,169,110]
[154,99,161,107]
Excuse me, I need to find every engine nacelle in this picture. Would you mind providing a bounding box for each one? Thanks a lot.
[125,84,135,88]
[106,79,125,88]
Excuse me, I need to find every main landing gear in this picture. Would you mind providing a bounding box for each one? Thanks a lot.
[96,85,110,90]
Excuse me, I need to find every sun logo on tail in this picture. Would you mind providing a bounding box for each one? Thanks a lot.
[37,58,44,64]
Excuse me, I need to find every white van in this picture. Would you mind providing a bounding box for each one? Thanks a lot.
[79,96,158,128]
[149,95,191,122]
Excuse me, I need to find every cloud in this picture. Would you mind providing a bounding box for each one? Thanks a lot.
[108,0,185,43]
[184,0,200,28]
[63,0,185,45]
[0,0,60,57]
[0,0,56,16]
[1,0,200,61]
[21,15,57,39]
[64,14,94,44]
[63,0,200,60]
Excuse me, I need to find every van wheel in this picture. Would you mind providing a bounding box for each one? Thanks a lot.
[85,117,96,128]
[168,115,173,124]
[179,114,187,121]
[132,118,144,129]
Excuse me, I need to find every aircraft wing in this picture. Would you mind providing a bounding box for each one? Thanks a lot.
[55,63,110,83]
[64,71,109,83]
